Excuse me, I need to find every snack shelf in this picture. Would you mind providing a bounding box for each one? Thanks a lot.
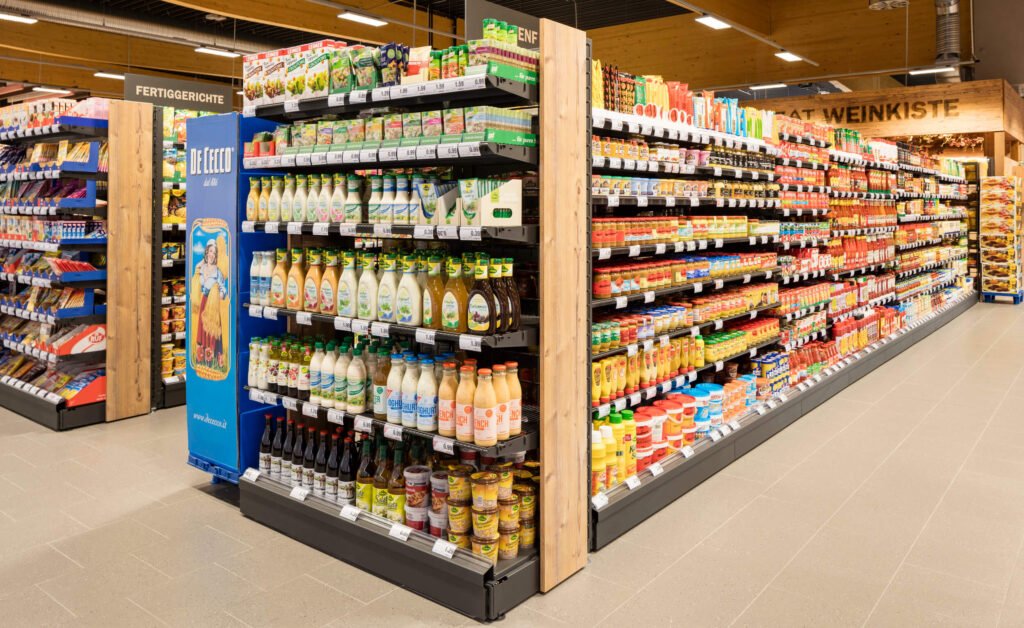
[829,190,895,200]
[589,292,977,549]
[241,221,539,245]
[778,183,831,193]
[591,268,780,310]
[238,471,538,622]
[774,269,831,286]
[776,157,829,171]
[591,194,780,209]
[828,293,898,323]
[0,169,106,183]
[897,213,966,223]
[0,304,104,326]
[161,223,187,232]
[899,162,966,182]
[244,303,537,350]
[592,236,769,259]
[829,262,896,280]
[694,165,776,181]
[591,109,777,155]
[778,132,830,148]
[1,339,105,365]
[245,386,538,458]
[591,336,781,420]
[159,332,186,342]
[160,295,187,305]
[590,302,782,362]
[0,270,107,289]
[0,376,105,431]
[895,192,968,201]
[777,237,828,250]
[245,73,538,121]
[0,118,108,144]
[831,226,897,236]
[0,238,107,252]
[242,141,538,171]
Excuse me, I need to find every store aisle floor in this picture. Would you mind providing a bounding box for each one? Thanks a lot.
[0,302,1022,627]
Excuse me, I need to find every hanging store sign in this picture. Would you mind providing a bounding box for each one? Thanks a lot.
[125,74,234,113]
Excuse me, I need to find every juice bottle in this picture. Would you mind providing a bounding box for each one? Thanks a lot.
[280,174,295,221]
[438,361,458,437]
[422,254,444,330]
[441,257,468,332]
[257,177,271,221]
[386,353,405,424]
[591,429,606,495]
[317,174,332,222]
[601,425,618,488]
[330,173,346,223]
[473,368,498,447]
[344,175,364,223]
[245,177,260,221]
[376,253,398,323]
[455,365,476,442]
[371,441,392,516]
[462,254,475,294]
[502,258,520,331]
[372,347,390,420]
[467,256,495,335]
[385,445,407,522]
[609,412,626,480]
[303,248,322,313]
[320,341,336,408]
[416,358,438,432]
[285,248,305,310]
[319,249,339,315]
[354,438,376,511]
[267,176,283,222]
[305,173,321,222]
[400,356,420,428]
[347,347,367,413]
[357,252,379,321]
[310,342,325,405]
[396,253,422,327]
[492,364,510,441]
[504,361,522,436]
[488,258,507,334]
[293,174,308,222]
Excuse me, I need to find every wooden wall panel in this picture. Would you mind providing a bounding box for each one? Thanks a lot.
[538,18,589,591]
[106,100,154,421]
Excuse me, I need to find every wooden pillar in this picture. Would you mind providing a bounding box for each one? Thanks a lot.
[984,131,1007,175]
[538,18,589,591]
[106,100,154,420]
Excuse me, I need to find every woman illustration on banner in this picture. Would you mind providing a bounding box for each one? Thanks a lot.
[193,238,229,370]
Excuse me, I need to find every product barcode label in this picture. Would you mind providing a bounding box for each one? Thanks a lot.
[649,462,664,476]
[327,409,345,425]
[289,487,310,501]
[263,307,279,320]
[432,436,455,455]
[282,397,298,411]
[334,316,352,331]
[459,335,482,352]
[302,403,319,418]
[625,475,642,490]
[353,416,373,432]
[432,539,458,559]
[389,523,413,541]
[383,423,403,441]
[370,322,390,338]
[312,222,330,236]
[340,504,360,521]
[242,468,261,482]
[591,493,609,509]
[296,312,312,326]
[415,329,436,345]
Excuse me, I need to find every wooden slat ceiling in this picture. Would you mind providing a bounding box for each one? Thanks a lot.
[396,0,689,31]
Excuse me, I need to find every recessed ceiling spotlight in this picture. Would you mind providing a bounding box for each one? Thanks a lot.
[775,51,802,62]
[694,15,731,30]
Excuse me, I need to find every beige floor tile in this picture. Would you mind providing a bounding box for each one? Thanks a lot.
[330,586,469,627]
[479,605,566,626]
[217,536,335,591]
[59,486,157,529]
[0,584,77,626]
[224,574,359,627]
[733,585,862,628]
[1000,606,1024,628]
[131,522,252,578]
[907,508,1024,590]
[703,495,823,557]
[1007,561,1024,609]
[525,571,636,626]
[128,564,262,626]
[0,512,89,560]
[50,519,168,569]
[584,536,678,588]
[37,554,171,620]
[72,599,168,628]
[0,545,81,598]
[305,558,396,604]
[866,563,1003,627]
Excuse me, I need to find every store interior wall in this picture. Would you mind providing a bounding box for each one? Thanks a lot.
[971,0,1024,88]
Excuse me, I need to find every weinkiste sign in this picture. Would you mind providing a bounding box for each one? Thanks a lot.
[125,74,234,113]
[753,79,1024,141]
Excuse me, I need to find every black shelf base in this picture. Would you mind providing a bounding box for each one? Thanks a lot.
[0,389,104,431]
[590,294,977,550]
[239,476,539,622]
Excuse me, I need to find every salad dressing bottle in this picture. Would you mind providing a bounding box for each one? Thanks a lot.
[319,249,339,315]
[357,253,379,321]
[330,173,346,223]
[372,347,391,420]
[257,177,271,221]
[320,341,336,408]
[260,250,275,306]
[441,258,468,333]
[303,248,322,313]
[297,344,312,401]
[371,441,392,516]
[354,439,376,511]
[337,251,358,317]
[410,174,425,225]
[393,175,410,224]
[462,254,475,294]
[376,253,398,323]
[333,343,351,408]
[246,177,260,221]
[386,353,405,424]
[422,254,444,330]
[277,342,291,395]
[346,348,367,413]
[317,174,332,223]
[396,254,422,327]
[502,258,520,331]
[305,174,322,222]
[379,175,396,224]
[285,248,305,311]
[415,251,428,291]
[280,174,295,222]
[343,175,363,223]
[367,175,383,223]
[466,257,496,335]
[488,258,507,334]
[270,248,289,307]
[267,176,283,222]
[293,175,308,223]
[266,339,281,393]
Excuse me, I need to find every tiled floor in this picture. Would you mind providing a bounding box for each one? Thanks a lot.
[1,301,1022,627]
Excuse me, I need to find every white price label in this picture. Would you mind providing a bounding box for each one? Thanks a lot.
[714,279,724,289]
[242,221,255,233]
[383,423,404,441]
[614,296,628,309]
[644,291,655,303]
[613,398,627,411]
[636,196,649,208]
[681,446,696,458]
[432,539,458,559]
[334,316,352,332]
[389,523,413,541]
[629,393,642,405]
[312,222,330,236]
[432,436,455,455]
[354,416,373,433]
[413,225,434,239]
[626,344,638,357]
[459,335,483,352]
[264,221,280,234]
[370,322,390,338]
[709,430,722,442]
[628,245,641,257]
[242,468,261,482]
[283,397,298,411]
[693,282,703,294]
[686,241,697,251]
[415,328,436,345]
[625,475,642,490]
[715,361,724,372]
[460,226,482,241]
[728,420,741,431]
[416,145,437,160]
[606,195,619,208]
[302,403,319,418]
[457,142,482,158]
[645,387,657,400]
[296,312,312,326]
[373,223,393,237]
[351,319,369,335]
[437,226,458,239]
[290,487,310,501]
[338,224,357,236]
[591,493,609,509]
[698,240,708,250]
[597,248,611,260]
[714,320,724,330]
[438,144,460,159]
[719,424,733,435]
[263,307,279,320]
[249,304,263,318]
[327,409,345,425]
[340,504,360,521]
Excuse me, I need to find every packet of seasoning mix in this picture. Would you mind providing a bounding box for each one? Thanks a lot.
[422,111,443,137]
[348,46,378,90]
[403,112,422,138]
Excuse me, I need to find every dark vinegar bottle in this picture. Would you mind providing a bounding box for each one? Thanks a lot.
[303,426,316,489]
[281,418,295,483]
[270,416,285,479]
[290,423,305,487]
[313,429,328,497]
[325,431,340,502]
[259,414,273,473]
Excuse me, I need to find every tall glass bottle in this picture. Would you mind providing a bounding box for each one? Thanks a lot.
[371,441,392,516]
[302,426,317,489]
[281,418,295,481]
[467,256,496,335]
[270,416,285,478]
[280,174,296,222]
[259,414,273,472]
[422,254,444,330]
[313,429,328,496]
[441,257,468,333]
[385,446,406,522]
[290,422,305,487]
[338,436,357,505]
[354,438,375,510]
[257,176,271,221]
[325,430,340,502]
[267,176,283,221]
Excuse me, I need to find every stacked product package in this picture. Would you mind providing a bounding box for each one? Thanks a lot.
[979,176,1024,295]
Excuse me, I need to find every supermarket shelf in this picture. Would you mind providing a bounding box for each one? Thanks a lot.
[776,157,829,171]
[778,183,831,193]
[246,74,538,121]
[242,141,537,171]
[829,190,894,200]
[160,258,185,268]
[245,303,537,350]
[777,236,828,250]
[0,169,107,183]
[899,163,967,183]
[591,158,778,181]
[592,110,777,155]
[897,213,967,223]
[830,262,896,280]
[591,194,779,209]
[160,332,186,343]
[590,302,782,361]
[591,336,781,419]
[239,471,538,622]
[774,269,830,286]
[241,221,538,245]
[160,295,187,305]
[897,277,958,302]
[0,238,107,252]
[895,191,968,201]
[694,165,775,181]
[831,226,897,236]
[895,238,942,252]
[591,268,779,310]
[828,293,898,323]
[764,207,829,217]
[0,270,107,289]
[160,378,186,408]
[0,304,104,326]
[0,119,108,144]
[0,377,105,431]
[161,223,187,232]
[1,204,107,218]
[162,181,186,190]
[246,386,538,458]
[896,258,964,279]
[774,302,829,323]
[591,236,768,259]
[781,329,829,351]
[590,292,977,549]
[1,339,105,365]
[778,132,830,148]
